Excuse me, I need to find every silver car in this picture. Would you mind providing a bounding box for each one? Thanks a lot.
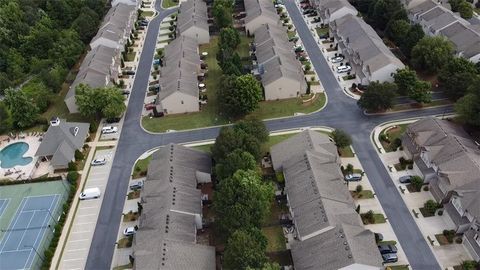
[344,173,362,182]
[91,158,107,166]
[330,56,344,63]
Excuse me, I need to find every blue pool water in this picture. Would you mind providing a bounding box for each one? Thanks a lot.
[0,142,33,168]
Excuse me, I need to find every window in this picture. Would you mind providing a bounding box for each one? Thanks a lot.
[474,234,480,247]
[181,100,184,104]
[452,197,464,216]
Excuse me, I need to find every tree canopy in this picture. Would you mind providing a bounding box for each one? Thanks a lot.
[219,27,240,51]
[214,169,274,237]
[455,77,480,127]
[357,82,397,112]
[411,36,454,73]
[393,67,432,103]
[75,84,126,119]
[218,75,262,118]
[215,149,258,181]
[212,0,234,29]
[331,129,352,148]
[3,88,39,129]
[223,228,268,270]
[0,102,13,133]
[438,57,479,100]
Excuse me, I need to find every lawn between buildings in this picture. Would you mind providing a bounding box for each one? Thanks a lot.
[141,35,327,133]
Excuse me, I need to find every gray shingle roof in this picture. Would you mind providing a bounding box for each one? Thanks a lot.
[318,0,356,20]
[177,0,209,33]
[270,130,338,171]
[291,224,383,270]
[330,14,404,73]
[133,144,214,270]
[404,118,480,192]
[35,119,89,167]
[244,0,279,25]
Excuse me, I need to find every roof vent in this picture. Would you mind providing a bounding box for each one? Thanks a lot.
[343,241,348,245]
[73,127,79,136]
[50,117,60,126]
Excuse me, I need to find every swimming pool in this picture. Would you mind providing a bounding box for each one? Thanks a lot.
[0,142,33,169]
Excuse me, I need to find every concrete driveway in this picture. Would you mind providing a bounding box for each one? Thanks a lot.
[58,149,114,270]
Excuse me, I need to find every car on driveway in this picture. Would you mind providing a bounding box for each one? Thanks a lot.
[382,253,398,263]
[378,244,398,254]
[329,56,344,63]
[344,173,362,182]
[123,226,136,236]
[336,65,352,73]
[101,126,118,134]
[130,180,144,190]
[91,158,107,166]
[399,175,413,183]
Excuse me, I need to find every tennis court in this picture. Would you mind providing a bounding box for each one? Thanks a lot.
[0,195,61,269]
[0,199,9,217]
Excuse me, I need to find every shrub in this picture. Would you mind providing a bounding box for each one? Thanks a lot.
[407,164,413,169]
[462,260,479,270]
[89,121,98,133]
[379,133,389,143]
[68,162,77,171]
[67,171,79,184]
[437,209,443,216]
[423,185,429,191]
[331,129,352,148]
[361,210,375,224]
[345,164,354,175]
[304,63,311,71]
[74,149,84,161]
[411,176,424,191]
[424,199,440,215]
[355,204,360,213]
[356,185,363,193]
[399,157,406,165]
[169,25,174,31]
[443,229,455,243]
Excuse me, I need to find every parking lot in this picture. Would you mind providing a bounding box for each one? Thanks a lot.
[58,148,114,270]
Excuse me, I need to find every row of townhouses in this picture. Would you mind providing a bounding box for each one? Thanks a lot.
[271,130,384,269]
[407,0,480,63]
[253,24,307,100]
[65,2,138,113]
[403,117,480,261]
[155,36,203,115]
[132,144,215,269]
[244,0,280,33]
[176,0,210,44]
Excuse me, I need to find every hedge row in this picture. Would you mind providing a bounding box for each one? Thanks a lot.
[0,175,62,186]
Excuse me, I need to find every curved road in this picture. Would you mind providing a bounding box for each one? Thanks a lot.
[86,0,450,268]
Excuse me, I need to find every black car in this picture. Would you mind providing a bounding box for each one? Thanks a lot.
[382,253,398,263]
[374,233,384,243]
[378,244,398,254]
[399,175,413,183]
[123,70,135,75]
[121,90,131,95]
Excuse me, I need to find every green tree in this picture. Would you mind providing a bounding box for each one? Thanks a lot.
[424,199,440,215]
[21,81,53,113]
[458,1,473,19]
[75,84,126,119]
[455,78,480,127]
[20,15,58,59]
[215,149,257,181]
[0,102,13,134]
[71,7,100,43]
[49,29,84,68]
[385,20,411,45]
[212,126,262,162]
[212,0,234,28]
[0,1,29,47]
[449,0,462,11]
[223,228,268,270]
[233,118,269,143]
[410,176,424,191]
[401,24,424,57]
[218,75,262,118]
[393,67,418,96]
[438,57,479,100]
[219,27,240,50]
[102,87,126,119]
[40,65,68,93]
[411,36,454,73]
[331,129,352,148]
[214,170,274,236]
[3,88,39,128]
[357,82,397,112]
[409,80,432,103]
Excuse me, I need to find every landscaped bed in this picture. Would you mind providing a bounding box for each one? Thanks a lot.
[379,124,407,152]
[350,190,374,199]
[262,226,286,252]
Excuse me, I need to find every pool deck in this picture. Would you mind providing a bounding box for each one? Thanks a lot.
[0,137,41,180]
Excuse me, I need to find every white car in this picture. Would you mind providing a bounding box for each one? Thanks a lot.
[336,65,352,73]
[123,227,136,236]
[329,56,344,63]
[102,126,118,134]
[91,158,107,166]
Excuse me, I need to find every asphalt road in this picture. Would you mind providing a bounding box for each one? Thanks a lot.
[85,0,450,268]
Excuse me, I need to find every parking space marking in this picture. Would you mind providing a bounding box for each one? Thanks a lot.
[68,239,89,243]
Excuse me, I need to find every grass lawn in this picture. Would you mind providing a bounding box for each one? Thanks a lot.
[238,34,252,60]
[139,10,155,17]
[391,99,452,112]
[315,27,328,37]
[75,146,91,171]
[132,155,152,179]
[192,144,213,153]
[127,190,141,200]
[387,265,409,270]
[123,211,139,222]
[379,124,407,152]
[125,51,136,62]
[339,146,354,157]
[350,190,374,199]
[112,264,133,270]
[361,213,386,224]
[250,93,326,120]
[379,240,397,246]
[287,30,297,39]
[262,226,286,252]
[161,0,178,8]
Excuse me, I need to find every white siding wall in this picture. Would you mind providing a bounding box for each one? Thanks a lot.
[370,63,400,83]
[161,92,199,114]
[264,77,304,100]
[340,264,382,270]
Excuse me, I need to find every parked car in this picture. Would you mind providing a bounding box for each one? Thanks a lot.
[382,253,398,263]
[79,188,101,200]
[123,70,135,75]
[378,244,398,254]
[123,226,136,236]
[374,233,384,242]
[144,103,156,110]
[122,90,131,95]
[336,65,352,73]
[399,175,413,183]
[101,126,118,134]
[330,56,344,63]
[302,9,314,15]
[91,158,107,166]
[130,180,144,190]
[344,173,362,182]
[139,21,148,26]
